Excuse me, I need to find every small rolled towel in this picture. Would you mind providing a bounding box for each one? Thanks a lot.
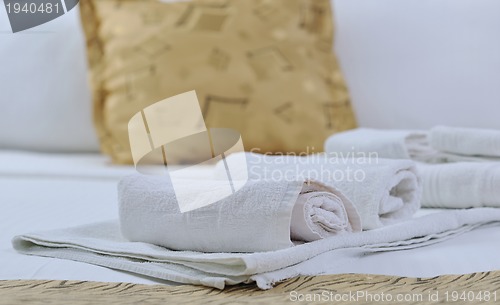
[430,126,500,158]
[291,183,360,241]
[418,162,500,208]
[118,174,361,253]
[218,153,422,230]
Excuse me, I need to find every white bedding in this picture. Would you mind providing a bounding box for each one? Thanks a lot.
[1,151,500,285]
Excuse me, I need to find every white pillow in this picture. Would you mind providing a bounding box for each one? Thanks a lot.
[333,0,500,130]
[0,3,99,152]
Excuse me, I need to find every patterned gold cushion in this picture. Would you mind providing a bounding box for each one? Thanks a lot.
[80,0,356,164]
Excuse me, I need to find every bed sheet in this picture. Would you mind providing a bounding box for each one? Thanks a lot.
[1,150,499,285]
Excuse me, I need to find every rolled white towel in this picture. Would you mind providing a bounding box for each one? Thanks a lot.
[118,174,361,253]
[291,183,361,242]
[430,126,500,158]
[219,152,422,230]
[418,162,500,208]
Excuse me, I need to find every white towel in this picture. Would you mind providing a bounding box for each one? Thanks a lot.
[13,208,500,289]
[218,152,421,230]
[430,126,500,158]
[324,128,441,162]
[291,183,361,241]
[324,128,500,209]
[418,162,500,208]
[118,174,361,252]
[324,128,492,163]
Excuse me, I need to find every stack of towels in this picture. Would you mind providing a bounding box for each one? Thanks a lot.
[325,126,500,208]
[118,153,421,252]
[12,125,500,289]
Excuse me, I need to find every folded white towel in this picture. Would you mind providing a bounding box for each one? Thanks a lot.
[219,152,421,230]
[324,128,440,162]
[118,174,361,252]
[13,208,500,289]
[325,128,493,163]
[325,128,500,209]
[418,162,500,208]
[430,126,500,158]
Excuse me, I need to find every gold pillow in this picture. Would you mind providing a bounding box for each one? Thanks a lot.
[80,0,356,164]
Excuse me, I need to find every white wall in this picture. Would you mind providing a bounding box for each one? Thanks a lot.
[333,0,500,129]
